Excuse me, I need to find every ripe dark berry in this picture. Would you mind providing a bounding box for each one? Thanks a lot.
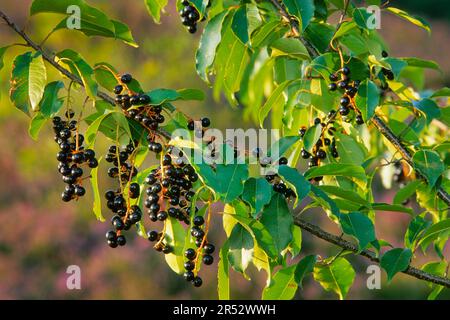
[114,85,123,94]
[61,191,72,202]
[340,96,350,106]
[314,117,321,125]
[147,230,159,242]
[112,216,125,230]
[129,182,140,198]
[382,50,388,58]
[316,149,327,159]
[203,243,215,254]
[108,239,118,248]
[184,271,195,281]
[329,73,338,81]
[184,261,195,271]
[120,73,132,84]
[298,127,307,137]
[185,248,196,260]
[117,235,126,246]
[74,185,86,196]
[356,115,364,125]
[106,230,117,241]
[192,277,203,287]
[201,117,210,127]
[301,149,310,159]
[338,81,348,89]
[203,254,214,265]
[279,157,288,165]
[157,211,168,221]
[162,246,173,254]
[328,83,337,91]
[193,216,204,226]
[339,106,350,116]
[342,66,350,76]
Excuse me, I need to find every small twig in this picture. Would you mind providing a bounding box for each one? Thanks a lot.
[294,217,450,289]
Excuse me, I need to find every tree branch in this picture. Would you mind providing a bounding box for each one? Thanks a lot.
[294,217,450,289]
[2,6,449,291]
[268,0,450,207]
[0,9,171,140]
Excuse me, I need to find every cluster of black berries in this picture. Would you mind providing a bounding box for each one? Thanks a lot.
[328,66,364,126]
[380,50,394,81]
[53,110,98,202]
[183,233,215,288]
[179,0,201,34]
[114,74,165,153]
[144,148,199,226]
[105,143,139,184]
[104,143,142,248]
[144,147,216,287]
[187,117,211,138]
[250,148,296,199]
[298,114,341,181]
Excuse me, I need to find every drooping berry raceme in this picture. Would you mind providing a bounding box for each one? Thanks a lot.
[53,110,98,202]
[104,141,141,248]
[179,1,201,34]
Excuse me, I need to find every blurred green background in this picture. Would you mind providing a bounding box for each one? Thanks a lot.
[0,0,448,299]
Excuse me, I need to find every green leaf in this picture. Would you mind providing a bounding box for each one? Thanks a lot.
[295,255,317,288]
[90,159,104,221]
[413,99,441,122]
[338,212,376,250]
[260,193,294,253]
[319,185,369,206]
[412,150,445,187]
[268,135,301,158]
[305,164,367,189]
[226,209,278,259]
[32,0,137,47]
[380,248,412,281]
[355,80,379,122]
[418,219,450,251]
[57,49,97,99]
[288,226,302,258]
[10,52,47,114]
[39,81,64,117]
[145,88,204,105]
[227,223,254,275]
[334,132,367,165]
[218,240,230,300]
[262,265,297,300]
[164,218,186,274]
[353,8,372,30]
[231,4,262,45]
[310,185,341,217]
[241,178,273,216]
[313,257,355,300]
[94,62,119,91]
[196,10,229,84]
[144,0,168,23]
[386,7,431,34]
[431,87,450,98]
[405,215,431,250]
[277,165,311,206]
[0,46,10,71]
[402,57,439,71]
[393,180,421,205]
[302,124,321,152]
[259,80,294,126]
[270,38,309,59]
[28,112,47,141]
[85,111,115,145]
[213,13,250,105]
[282,0,315,31]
